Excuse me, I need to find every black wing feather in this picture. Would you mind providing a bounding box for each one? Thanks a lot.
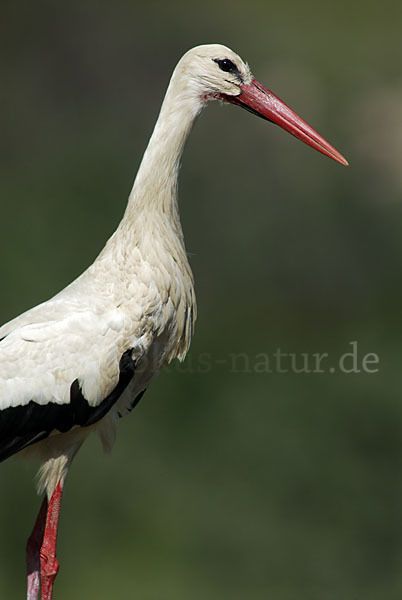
[0,348,144,462]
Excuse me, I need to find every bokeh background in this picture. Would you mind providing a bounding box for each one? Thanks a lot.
[1,1,402,598]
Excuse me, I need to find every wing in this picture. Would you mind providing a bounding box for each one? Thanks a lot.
[0,299,143,462]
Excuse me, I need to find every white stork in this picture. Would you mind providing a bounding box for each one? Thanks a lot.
[0,44,348,600]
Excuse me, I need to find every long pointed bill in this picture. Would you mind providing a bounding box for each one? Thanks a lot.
[221,79,348,166]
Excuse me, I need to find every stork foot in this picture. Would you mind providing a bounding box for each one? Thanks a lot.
[39,481,64,600]
[39,550,60,600]
[26,481,64,600]
[26,496,48,600]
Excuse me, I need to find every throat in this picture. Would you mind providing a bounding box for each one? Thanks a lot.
[123,79,204,224]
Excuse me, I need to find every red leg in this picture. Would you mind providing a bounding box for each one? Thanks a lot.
[26,496,48,600]
[39,481,64,600]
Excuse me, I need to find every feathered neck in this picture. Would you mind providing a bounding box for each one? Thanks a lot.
[118,67,205,238]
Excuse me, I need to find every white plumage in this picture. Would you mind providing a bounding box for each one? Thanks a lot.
[0,44,347,600]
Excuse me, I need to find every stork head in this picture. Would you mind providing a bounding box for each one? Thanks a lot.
[177,44,348,166]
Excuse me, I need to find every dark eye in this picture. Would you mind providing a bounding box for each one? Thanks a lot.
[213,58,237,73]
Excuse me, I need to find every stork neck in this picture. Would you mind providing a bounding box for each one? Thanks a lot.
[120,80,203,234]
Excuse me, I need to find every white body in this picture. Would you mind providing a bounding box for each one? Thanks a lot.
[0,44,252,496]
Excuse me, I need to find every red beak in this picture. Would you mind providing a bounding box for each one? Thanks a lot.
[221,79,348,166]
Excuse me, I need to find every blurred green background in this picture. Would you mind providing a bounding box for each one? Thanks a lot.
[1,1,402,598]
